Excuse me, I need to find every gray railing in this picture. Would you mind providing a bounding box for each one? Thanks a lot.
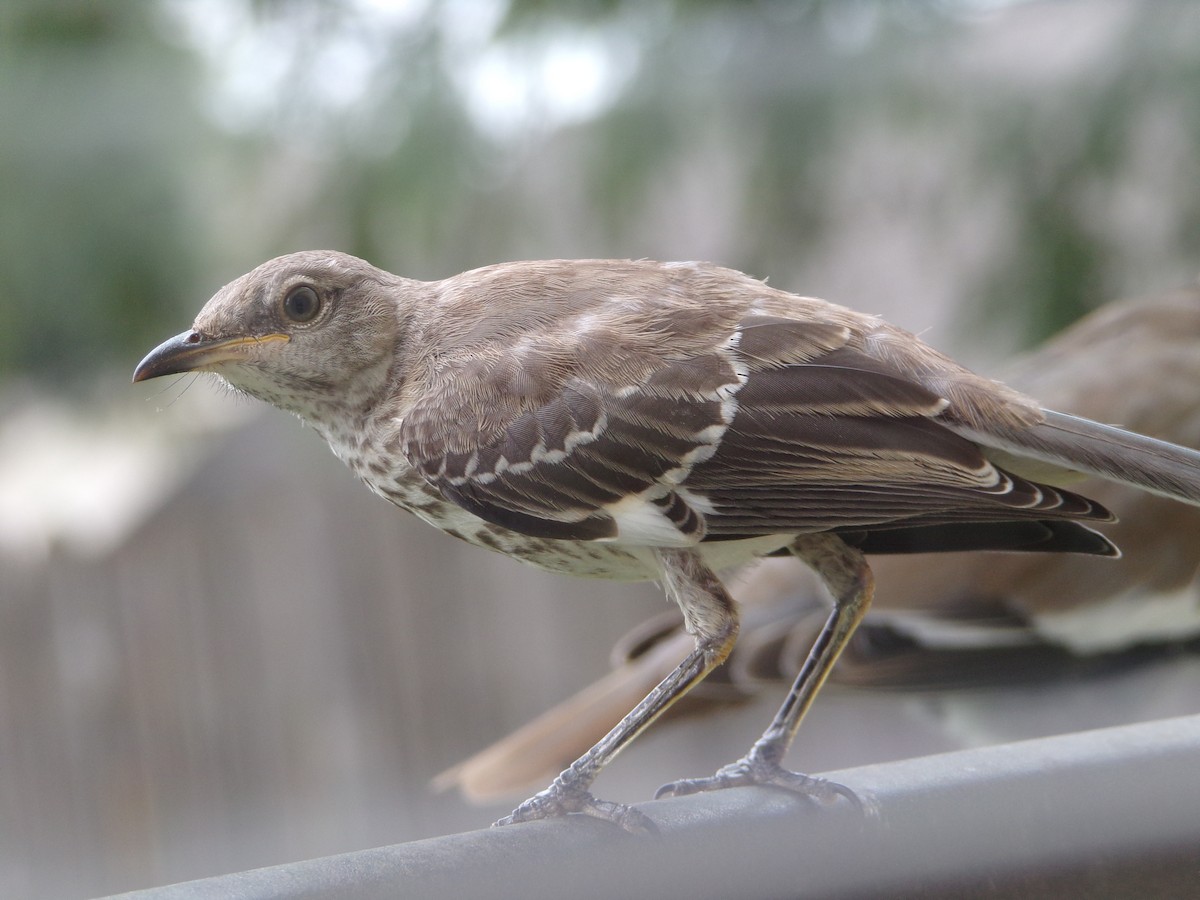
[104,713,1200,900]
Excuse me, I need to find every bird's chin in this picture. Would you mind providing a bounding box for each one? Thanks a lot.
[207,367,340,427]
[206,366,282,405]
[207,373,257,403]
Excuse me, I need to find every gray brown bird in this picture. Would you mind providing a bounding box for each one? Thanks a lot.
[436,281,1200,802]
[134,253,1200,831]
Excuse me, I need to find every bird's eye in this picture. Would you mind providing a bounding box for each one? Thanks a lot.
[282,285,322,323]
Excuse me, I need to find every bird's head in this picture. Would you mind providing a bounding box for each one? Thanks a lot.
[133,251,411,423]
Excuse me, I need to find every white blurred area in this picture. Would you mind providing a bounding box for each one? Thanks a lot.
[3,1,1200,897]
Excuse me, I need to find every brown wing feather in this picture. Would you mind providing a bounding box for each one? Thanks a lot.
[400,270,1109,546]
[402,352,743,541]
[690,349,1114,537]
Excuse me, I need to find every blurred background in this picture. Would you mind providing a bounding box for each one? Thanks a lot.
[2,0,1200,895]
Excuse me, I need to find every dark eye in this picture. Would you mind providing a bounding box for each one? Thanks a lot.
[282,285,322,323]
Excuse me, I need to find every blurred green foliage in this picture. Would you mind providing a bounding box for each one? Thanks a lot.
[0,1,205,381]
[2,0,1198,386]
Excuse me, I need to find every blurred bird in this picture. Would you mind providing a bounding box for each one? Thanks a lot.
[134,255,1200,830]
[438,280,1200,803]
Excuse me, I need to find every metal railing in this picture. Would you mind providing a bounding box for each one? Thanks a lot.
[102,713,1200,899]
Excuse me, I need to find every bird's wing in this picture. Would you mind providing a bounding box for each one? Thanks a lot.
[687,346,1110,537]
[400,313,1111,544]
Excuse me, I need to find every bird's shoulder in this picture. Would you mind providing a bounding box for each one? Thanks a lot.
[397,259,1043,454]
[399,259,869,448]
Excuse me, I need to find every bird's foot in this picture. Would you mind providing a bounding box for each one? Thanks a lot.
[494,775,657,833]
[655,751,868,814]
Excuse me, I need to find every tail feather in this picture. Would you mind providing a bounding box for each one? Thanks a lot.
[951,410,1200,506]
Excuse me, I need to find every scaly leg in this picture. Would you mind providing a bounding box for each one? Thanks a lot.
[656,533,873,809]
[495,548,740,832]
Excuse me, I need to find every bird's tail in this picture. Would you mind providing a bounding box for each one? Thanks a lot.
[952,410,1200,506]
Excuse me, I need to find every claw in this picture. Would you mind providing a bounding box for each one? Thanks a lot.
[655,755,870,816]
[494,782,657,834]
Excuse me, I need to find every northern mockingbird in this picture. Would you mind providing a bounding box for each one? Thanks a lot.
[433,281,1200,802]
[134,252,1200,831]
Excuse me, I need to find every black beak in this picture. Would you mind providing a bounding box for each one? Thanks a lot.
[133,331,289,382]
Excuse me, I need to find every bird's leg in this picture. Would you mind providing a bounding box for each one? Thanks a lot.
[656,533,873,810]
[495,548,739,832]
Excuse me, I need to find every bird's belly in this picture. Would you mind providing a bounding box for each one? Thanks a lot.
[348,457,653,579]
[351,454,796,581]
[416,505,796,582]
